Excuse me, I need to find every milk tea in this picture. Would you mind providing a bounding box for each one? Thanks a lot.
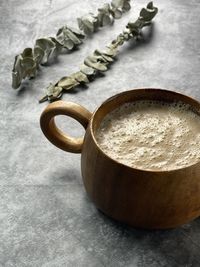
[95,100,200,171]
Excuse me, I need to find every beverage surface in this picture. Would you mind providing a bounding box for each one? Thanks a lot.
[95,100,200,171]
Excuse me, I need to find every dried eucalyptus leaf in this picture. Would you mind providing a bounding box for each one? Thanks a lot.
[97,13,103,26]
[127,22,141,34]
[57,26,82,47]
[58,37,74,50]
[80,64,96,75]
[46,83,61,96]
[98,13,112,26]
[21,60,35,72]
[102,15,112,26]
[48,38,61,58]
[55,37,64,46]
[140,8,155,21]
[94,54,111,65]
[147,1,153,9]
[89,13,99,30]
[69,26,85,39]
[35,38,55,51]
[105,46,118,57]
[65,29,82,45]
[123,28,131,37]
[122,32,130,40]
[48,95,61,101]
[12,71,21,89]
[58,76,79,90]
[43,85,61,101]
[71,71,89,83]
[84,57,107,71]
[46,83,54,96]
[56,28,76,50]
[33,46,44,64]
[111,0,131,17]
[22,48,33,58]
[52,86,62,98]
[99,3,111,12]
[87,54,105,64]
[93,49,104,56]
[41,51,51,64]
[101,54,114,62]
[82,19,94,34]
[50,37,63,53]
[39,95,48,103]
[57,26,85,41]
[93,49,113,61]
[77,18,83,30]
[112,8,122,19]
[140,3,158,22]
[92,54,113,64]
[122,1,131,11]
[77,17,89,33]
[56,27,64,37]
[111,0,131,11]
[12,55,23,89]
[98,3,113,26]
[65,39,74,50]
[17,48,37,79]
[21,58,35,71]
[78,13,97,35]
[35,38,56,64]
[111,0,124,8]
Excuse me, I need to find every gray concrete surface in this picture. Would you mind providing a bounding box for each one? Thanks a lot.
[1,0,200,266]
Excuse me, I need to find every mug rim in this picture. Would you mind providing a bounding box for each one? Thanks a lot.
[89,88,200,173]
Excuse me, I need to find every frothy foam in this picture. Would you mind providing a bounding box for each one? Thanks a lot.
[95,100,200,171]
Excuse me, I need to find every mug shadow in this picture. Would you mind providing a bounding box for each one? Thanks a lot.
[82,184,200,265]
[51,166,200,265]
[49,165,82,185]
[92,204,200,265]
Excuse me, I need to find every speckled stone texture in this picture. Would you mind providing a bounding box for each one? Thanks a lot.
[0,0,200,266]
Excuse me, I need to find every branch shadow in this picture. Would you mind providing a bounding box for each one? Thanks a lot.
[119,22,155,57]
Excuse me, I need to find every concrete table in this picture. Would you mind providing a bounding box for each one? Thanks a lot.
[1,0,200,266]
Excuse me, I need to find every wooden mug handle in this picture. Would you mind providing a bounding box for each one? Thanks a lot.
[40,101,92,153]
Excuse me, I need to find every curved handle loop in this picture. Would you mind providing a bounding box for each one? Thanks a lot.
[40,101,92,153]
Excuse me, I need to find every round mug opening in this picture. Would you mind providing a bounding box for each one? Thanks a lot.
[90,88,200,173]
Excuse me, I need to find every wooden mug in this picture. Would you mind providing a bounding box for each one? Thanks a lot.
[40,88,200,229]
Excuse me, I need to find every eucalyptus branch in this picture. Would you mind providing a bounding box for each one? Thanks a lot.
[39,2,158,103]
[12,0,131,89]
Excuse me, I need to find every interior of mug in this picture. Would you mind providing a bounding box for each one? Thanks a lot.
[92,88,200,133]
[90,88,200,171]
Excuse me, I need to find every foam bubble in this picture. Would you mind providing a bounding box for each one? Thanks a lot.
[95,100,200,171]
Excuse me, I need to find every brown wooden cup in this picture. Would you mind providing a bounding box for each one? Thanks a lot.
[40,88,200,229]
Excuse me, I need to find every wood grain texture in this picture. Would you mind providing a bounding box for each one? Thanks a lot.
[81,88,200,229]
[40,100,92,153]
